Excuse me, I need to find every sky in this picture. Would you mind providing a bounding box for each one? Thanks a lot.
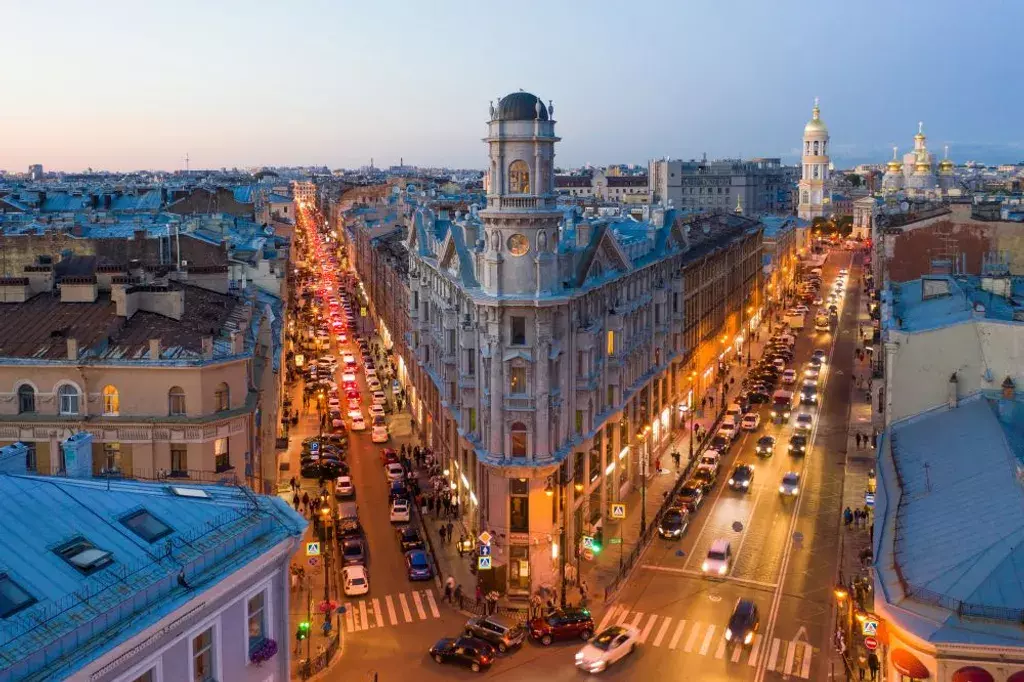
[1,0,1022,172]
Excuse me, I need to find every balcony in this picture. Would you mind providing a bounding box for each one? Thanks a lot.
[459,375,477,390]
[503,395,536,411]
[486,196,558,211]
[575,373,599,392]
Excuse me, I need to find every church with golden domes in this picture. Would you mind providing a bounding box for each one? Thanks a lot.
[880,122,955,197]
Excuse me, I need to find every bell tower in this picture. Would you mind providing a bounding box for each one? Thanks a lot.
[798,98,830,220]
[480,91,563,298]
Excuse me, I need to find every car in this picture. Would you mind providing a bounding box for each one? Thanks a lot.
[794,412,814,431]
[781,369,797,385]
[429,636,495,673]
[371,424,389,443]
[748,386,771,403]
[812,296,824,306]
[574,624,640,673]
[658,507,689,539]
[335,475,355,498]
[365,366,378,380]
[369,403,385,419]
[341,536,366,566]
[381,448,400,465]
[692,466,717,492]
[702,538,732,575]
[347,397,361,410]
[350,414,366,431]
[828,304,838,315]
[740,413,760,431]
[698,450,721,471]
[390,498,411,523]
[718,421,738,441]
[709,433,731,452]
[341,372,357,385]
[812,349,827,364]
[804,365,821,380]
[800,384,818,404]
[677,482,705,512]
[725,402,743,419]
[754,435,776,457]
[367,378,382,392]
[342,565,370,596]
[372,391,387,405]
[464,614,527,653]
[728,463,755,491]
[839,268,848,275]
[385,462,405,482]
[793,305,809,315]
[789,433,808,455]
[397,525,425,552]
[405,549,433,580]
[388,480,409,501]
[771,358,786,372]
[528,608,594,646]
[780,471,800,496]
[725,599,761,646]
[372,414,386,428]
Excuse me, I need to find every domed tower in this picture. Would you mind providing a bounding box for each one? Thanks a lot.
[905,122,938,191]
[881,146,904,194]
[480,91,562,297]
[938,144,954,191]
[798,98,830,220]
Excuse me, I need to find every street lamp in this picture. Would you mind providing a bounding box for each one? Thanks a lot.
[746,306,754,366]
[319,494,332,609]
[637,426,651,536]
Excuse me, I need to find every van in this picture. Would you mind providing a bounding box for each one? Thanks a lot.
[702,538,732,575]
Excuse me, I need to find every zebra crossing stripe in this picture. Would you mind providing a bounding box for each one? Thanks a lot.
[766,637,780,671]
[412,591,426,620]
[639,614,658,643]
[616,608,629,625]
[345,603,355,632]
[628,612,644,629]
[652,617,672,647]
[684,622,701,652]
[713,636,726,660]
[730,642,743,663]
[783,641,796,675]
[800,643,813,678]
[699,625,716,656]
[385,596,398,625]
[747,634,762,666]
[424,590,440,618]
[597,606,618,632]
[398,593,413,622]
[372,598,384,628]
[669,620,686,649]
[359,601,369,630]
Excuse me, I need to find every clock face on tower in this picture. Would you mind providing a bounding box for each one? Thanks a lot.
[507,233,529,256]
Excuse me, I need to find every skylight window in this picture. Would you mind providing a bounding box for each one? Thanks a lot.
[0,574,36,619]
[170,486,210,499]
[55,539,113,575]
[121,509,173,543]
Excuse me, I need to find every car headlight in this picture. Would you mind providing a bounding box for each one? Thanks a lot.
[719,564,728,575]
[742,481,749,487]
[792,487,799,494]
[744,631,754,645]
[724,628,733,641]
[779,485,786,493]
[701,561,709,572]
[575,652,584,661]
[728,478,734,485]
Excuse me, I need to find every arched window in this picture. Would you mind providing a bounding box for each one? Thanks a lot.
[215,382,230,412]
[813,165,819,179]
[508,160,531,194]
[58,384,80,416]
[805,141,810,155]
[168,386,186,416]
[813,141,819,155]
[17,384,35,414]
[801,191,809,205]
[102,385,119,416]
[510,422,528,457]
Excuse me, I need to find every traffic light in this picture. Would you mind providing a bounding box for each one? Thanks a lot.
[296,621,311,641]
[591,540,602,555]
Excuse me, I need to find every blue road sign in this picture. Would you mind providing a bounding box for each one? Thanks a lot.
[478,545,491,556]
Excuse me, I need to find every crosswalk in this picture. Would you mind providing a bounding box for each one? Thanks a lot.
[342,589,442,633]
[596,605,814,679]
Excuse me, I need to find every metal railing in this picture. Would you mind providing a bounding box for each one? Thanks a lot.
[297,622,340,680]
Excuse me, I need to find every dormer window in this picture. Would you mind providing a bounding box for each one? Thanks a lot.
[0,574,36,618]
[55,538,113,575]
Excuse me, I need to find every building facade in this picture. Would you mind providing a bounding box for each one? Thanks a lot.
[649,156,791,214]
[797,99,830,220]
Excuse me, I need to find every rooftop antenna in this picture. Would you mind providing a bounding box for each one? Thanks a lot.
[923,461,931,492]
[184,153,190,173]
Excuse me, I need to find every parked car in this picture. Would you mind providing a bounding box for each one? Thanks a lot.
[390,498,411,523]
[676,482,705,512]
[692,466,717,492]
[341,536,366,566]
[335,475,355,498]
[397,526,425,552]
[528,608,594,646]
[385,462,405,482]
[342,565,369,596]
[429,636,495,673]
[463,614,527,653]
[405,549,433,580]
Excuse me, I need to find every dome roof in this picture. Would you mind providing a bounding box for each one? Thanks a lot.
[495,92,548,122]
[939,158,954,171]
[803,99,828,136]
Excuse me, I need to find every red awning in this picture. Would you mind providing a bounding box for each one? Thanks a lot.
[1006,671,1024,682]
[952,667,994,682]
[892,649,930,678]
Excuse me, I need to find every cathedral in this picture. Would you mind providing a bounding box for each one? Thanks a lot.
[880,123,955,198]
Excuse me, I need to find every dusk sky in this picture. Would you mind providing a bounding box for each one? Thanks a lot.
[2,0,1020,172]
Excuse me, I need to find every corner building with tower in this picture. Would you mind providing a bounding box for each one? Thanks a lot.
[395,91,763,598]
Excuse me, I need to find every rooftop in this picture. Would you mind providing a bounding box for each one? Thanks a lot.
[886,275,1024,333]
[0,471,305,679]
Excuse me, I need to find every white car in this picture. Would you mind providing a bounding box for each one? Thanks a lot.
[812,296,824,306]
[342,372,357,385]
[389,498,410,523]
[371,424,389,443]
[342,565,369,596]
[350,414,367,431]
[839,268,848,275]
[740,413,760,431]
[385,462,405,482]
[368,402,384,418]
[804,365,821,380]
[771,358,786,372]
[371,391,387,405]
[575,625,640,673]
[781,369,797,384]
[347,397,361,410]
[701,538,732,575]
[718,419,738,441]
[794,412,814,431]
[699,450,721,471]
[367,378,382,392]
[365,366,377,380]
[335,475,355,498]
[793,305,810,315]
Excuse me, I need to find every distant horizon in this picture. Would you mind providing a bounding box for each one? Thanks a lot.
[2,1,1021,173]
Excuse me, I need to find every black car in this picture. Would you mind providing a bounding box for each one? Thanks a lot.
[789,433,808,455]
[812,349,827,363]
[429,636,495,673]
[754,435,776,457]
[658,507,689,539]
[709,434,730,452]
[725,599,760,646]
[748,386,771,404]
[397,525,425,552]
[676,482,705,512]
[341,536,366,566]
[800,385,818,404]
[692,467,717,492]
[728,464,755,491]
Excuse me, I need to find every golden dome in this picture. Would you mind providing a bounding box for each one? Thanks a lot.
[887,159,903,173]
[804,98,828,136]
[939,158,954,172]
[914,158,932,174]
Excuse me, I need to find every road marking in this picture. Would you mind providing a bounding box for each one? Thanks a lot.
[345,602,355,632]
[766,637,780,671]
[597,605,619,632]
[714,637,726,659]
[669,620,686,649]
[783,640,796,674]
[616,608,629,625]
[359,600,369,630]
[638,614,658,643]
[385,595,398,625]
[684,622,701,652]
[372,598,384,628]
[640,564,778,589]
[748,634,762,666]
[731,643,743,663]
[699,625,716,656]
[424,589,440,618]
[628,611,643,628]
[412,591,426,620]
[399,593,413,622]
[800,643,813,678]
[652,616,672,647]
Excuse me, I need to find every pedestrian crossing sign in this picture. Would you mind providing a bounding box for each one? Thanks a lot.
[611,503,626,519]
[306,542,321,556]
[581,535,595,550]
[478,556,492,570]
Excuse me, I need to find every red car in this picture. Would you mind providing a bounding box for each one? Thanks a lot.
[380,447,399,465]
[528,608,594,646]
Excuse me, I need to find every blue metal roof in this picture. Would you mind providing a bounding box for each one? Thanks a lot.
[889,276,1024,333]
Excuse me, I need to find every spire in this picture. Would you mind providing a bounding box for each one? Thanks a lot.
[918,121,924,135]
[734,193,744,215]
[812,97,820,120]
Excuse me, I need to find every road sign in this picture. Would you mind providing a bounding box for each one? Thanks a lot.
[864,492,875,508]
[478,545,491,557]
[360,307,367,317]
[864,636,878,651]
[581,535,595,550]
[308,557,319,567]
[309,440,319,453]
[477,555,492,570]
[862,618,879,636]
[478,531,492,545]
[611,503,626,519]
[609,537,622,545]
[306,542,321,556]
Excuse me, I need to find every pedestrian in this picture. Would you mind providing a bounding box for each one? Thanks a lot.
[439,523,447,544]
[292,492,300,511]
[290,476,298,493]
[451,500,459,518]
[579,580,589,606]
[867,652,879,680]
[855,432,862,449]
[443,582,453,603]
[475,584,483,606]
[458,534,466,557]
[454,584,464,609]
[427,495,435,514]
[446,520,454,542]
[862,506,871,526]
[530,594,542,619]
[654,456,661,473]
[844,506,854,527]
[302,491,310,513]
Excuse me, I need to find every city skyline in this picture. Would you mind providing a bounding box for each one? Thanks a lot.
[2,0,1022,172]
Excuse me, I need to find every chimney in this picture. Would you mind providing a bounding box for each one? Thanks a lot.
[202,336,214,359]
[149,338,161,360]
[948,372,958,410]
[59,276,98,303]
[230,331,244,355]
[576,221,592,248]
[0,442,31,475]
[67,337,79,360]
[463,221,479,250]
[0,277,30,303]
[1002,376,1016,400]
[23,265,54,295]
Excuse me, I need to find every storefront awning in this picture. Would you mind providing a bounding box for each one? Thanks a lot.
[952,667,994,682]
[892,649,930,679]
